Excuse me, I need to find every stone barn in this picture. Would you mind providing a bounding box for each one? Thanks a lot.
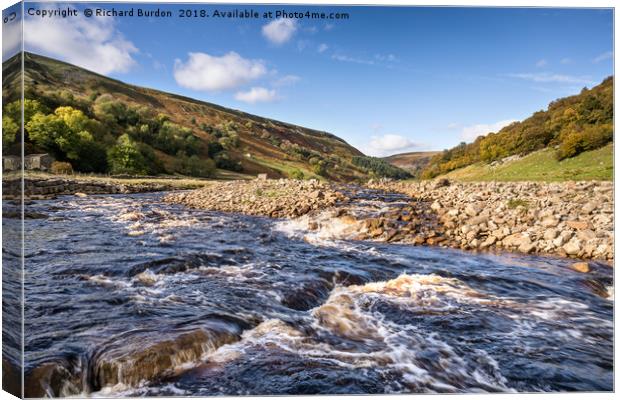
[24,154,53,171]
[2,156,21,171]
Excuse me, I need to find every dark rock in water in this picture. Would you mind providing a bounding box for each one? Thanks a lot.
[126,253,230,277]
[90,327,240,390]
[24,359,82,398]
[3,210,49,219]
[281,279,334,311]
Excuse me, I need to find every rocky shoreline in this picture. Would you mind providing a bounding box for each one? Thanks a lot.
[367,179,614,264]
[4,175,613,264]
[166,178,613,265]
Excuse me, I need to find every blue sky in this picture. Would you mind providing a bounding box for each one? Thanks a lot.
[16,3,614,156]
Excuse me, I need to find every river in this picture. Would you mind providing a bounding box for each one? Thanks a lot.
[3,190,614,396]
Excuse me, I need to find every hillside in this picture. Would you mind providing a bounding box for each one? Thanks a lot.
[383,151,440,177]
[421,77,613,179]
[2,52,407,182]
[441,143,612,182]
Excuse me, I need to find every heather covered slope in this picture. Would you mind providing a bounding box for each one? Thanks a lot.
[3,53,409,182]
[383,151,440,177]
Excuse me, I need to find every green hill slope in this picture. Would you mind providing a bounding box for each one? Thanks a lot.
[422,77,613,180]
[2,52,409,182]
[441,143,612,182]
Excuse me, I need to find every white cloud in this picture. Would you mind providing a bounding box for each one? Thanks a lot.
[366,134,419,156]
[560,57,572,64]
[506,72,594,85]
[174,52,266,91]
[535,59,548,67]
[332,53,399,67]
[592,51,613,63]
[262,18,297,45]
[332,54,375,65]
[273,74,300,87]
[235,87,278,104]
[447,122,459,129]
[318,43,329,53]
[324,23,334,31]
[460,119,517,142]
[24,8,137,74]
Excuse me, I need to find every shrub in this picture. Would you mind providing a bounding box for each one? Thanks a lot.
[507,199,529,209]
[173,151,215,177]
[207,142,224,158]
[289,169,305,180]
[313,161,328,177]
[214,153,242,172]
[50,161,73,175]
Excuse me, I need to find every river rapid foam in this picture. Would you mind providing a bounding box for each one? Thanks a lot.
[8,191,612,396]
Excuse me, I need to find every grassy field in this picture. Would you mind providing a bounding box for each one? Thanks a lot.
[251,156,324,181]
[439,144,613,182]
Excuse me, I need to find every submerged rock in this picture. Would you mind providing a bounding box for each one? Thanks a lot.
[91,327,240,390]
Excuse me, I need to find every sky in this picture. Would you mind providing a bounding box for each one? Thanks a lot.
[5,2,615,156]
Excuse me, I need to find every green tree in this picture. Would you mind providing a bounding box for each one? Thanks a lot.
[214,152,242,171]
[2,116,19,150]
[173,151,215,177]
[4,99,48,124]
[26,108,107,173]
[107,134,149,175]
[26,112,75,157]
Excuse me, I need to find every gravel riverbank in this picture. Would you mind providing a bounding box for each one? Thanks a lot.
[166,178,613,264]
[163,179,346,218]
[368,179,614,263]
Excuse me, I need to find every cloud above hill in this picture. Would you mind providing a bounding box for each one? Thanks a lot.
[24,8,137,74]
[460,119,517,142]
[365,134,419,156]
[174,52,267,91]
[235,87,278,103]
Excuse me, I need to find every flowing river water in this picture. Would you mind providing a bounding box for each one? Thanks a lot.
[3,189,614,396]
